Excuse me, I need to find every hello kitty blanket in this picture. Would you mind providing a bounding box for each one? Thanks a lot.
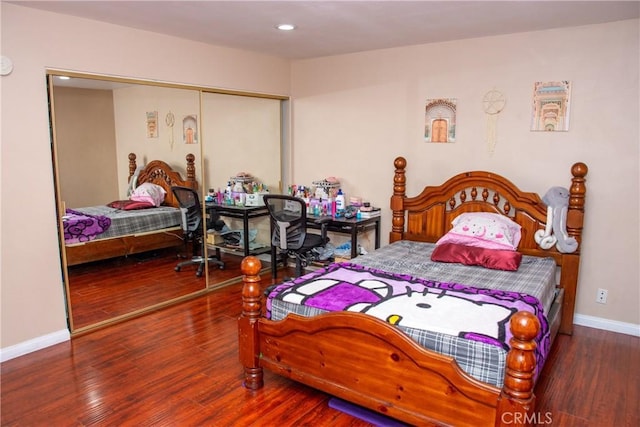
[267,262,549,378]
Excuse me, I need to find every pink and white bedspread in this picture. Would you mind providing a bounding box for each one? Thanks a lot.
[63,208,111,244]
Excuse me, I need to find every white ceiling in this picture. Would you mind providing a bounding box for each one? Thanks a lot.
[11,0,640,60]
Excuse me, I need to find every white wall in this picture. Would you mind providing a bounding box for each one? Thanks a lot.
[112,85,202,196]
[0,3,290,353]
[290,20,639,327]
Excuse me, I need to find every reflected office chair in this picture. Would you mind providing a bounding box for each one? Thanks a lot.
[264,195,330,279]
[171,186,225,277]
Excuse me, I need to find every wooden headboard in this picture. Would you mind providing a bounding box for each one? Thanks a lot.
[127,153,198,208]
[389,156,588,335]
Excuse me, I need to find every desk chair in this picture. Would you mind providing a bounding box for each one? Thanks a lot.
[264,195,330,279]
[171,186,225,277]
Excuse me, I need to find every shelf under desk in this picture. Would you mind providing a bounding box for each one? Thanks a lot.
[205,202,270,257]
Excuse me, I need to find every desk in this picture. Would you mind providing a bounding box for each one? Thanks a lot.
[307,215,381,258]
[205,202,270,257]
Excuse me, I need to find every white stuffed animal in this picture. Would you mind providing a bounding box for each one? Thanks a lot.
[536,187,578,253]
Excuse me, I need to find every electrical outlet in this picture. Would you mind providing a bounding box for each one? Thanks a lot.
[596,288,608,304]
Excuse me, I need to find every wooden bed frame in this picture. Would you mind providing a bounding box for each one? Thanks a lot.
[238,156,588,426]
[64,153,198,267]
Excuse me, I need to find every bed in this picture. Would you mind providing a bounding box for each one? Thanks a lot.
[63,153,198,266]
[238,156,587,426]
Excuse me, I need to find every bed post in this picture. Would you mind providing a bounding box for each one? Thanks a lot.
[559,162,588,335]
[238,256,264,390]
[185,153,197,189]
[390,156,407,243]
[128,153,137,181]
[496,311,539,427]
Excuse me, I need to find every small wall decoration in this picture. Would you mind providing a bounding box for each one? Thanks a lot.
[482,90,506,154]
[146,111,158,138]
[183,114,198,144]
[165,111,175,150]
[531,81,571,132]
[425,98,456,143]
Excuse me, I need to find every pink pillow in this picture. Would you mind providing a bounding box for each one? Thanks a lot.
[431,243,522,271]
[436,212,521,251]
[130,182,166,207]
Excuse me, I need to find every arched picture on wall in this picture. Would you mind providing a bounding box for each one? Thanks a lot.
[183,114,198,144]
[425,98,457,143]
[530,81,571,132]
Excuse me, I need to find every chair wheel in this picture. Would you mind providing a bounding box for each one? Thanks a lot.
[219,265,225,270]
[175,266,181,272]
[196,271,203,277]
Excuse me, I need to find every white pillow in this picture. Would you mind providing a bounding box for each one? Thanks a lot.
[435,212,522,251]
[130,182,166,207]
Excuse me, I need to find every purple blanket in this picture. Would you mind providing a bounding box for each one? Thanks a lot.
[267,262,550,377]
[63,208,111,244]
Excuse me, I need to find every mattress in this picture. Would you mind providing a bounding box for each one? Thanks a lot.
[268,240,557,387]
[353,240,557,313]
[66,205,182,244]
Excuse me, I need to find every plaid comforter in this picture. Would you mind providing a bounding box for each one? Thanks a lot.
[65,205,182,244]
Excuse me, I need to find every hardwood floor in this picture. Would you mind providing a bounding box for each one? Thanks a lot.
[2,264,638,426]
[67,248,247,329]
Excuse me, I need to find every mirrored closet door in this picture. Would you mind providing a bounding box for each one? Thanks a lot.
[48,71,287,333]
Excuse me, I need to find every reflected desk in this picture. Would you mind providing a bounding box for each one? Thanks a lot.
[205,202,270,257]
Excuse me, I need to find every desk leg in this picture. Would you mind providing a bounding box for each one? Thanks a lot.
[270,220,277,280]
[350,227,358,258]
[243,215,250,257]
[375,218,381,249]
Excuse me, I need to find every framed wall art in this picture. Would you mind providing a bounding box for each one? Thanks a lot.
[425,98,457,143]
[530,81,571,132]
[183,114,198,144]
[146,111,158,138]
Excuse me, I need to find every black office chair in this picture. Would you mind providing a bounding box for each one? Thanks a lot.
[264,194,330,279]
[171,186,225,277]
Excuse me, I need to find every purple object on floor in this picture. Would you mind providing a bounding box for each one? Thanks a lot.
[328,398,409,427]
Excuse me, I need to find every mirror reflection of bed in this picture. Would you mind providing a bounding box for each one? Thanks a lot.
[48,73,285,332]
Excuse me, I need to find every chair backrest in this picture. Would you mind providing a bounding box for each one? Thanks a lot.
[264,195,307,251]
[171,186,202,235]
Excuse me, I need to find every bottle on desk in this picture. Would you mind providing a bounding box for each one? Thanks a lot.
[335,189,346,216]
[224,182,233,205]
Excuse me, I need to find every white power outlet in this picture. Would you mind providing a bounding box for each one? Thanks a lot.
[596,288,608,304]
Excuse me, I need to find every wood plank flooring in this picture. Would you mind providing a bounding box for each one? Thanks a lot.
[67,248,246,329]
[2,260,639,426]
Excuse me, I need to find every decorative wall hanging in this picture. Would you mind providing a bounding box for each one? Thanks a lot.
[425,98,457,143]
[182,114,198,144]
[530,81,571,132]
[146,111,158,138]
[165,111,175,150]
[482,90,506,154]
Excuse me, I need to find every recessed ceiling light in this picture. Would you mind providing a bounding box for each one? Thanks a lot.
[57,76,71,80]
[276,24,296,31]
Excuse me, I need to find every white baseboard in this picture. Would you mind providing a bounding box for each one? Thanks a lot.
[574,314,640,337]
[0,329,70,363]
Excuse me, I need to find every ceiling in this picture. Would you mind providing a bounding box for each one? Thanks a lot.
[11,1,640,60]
